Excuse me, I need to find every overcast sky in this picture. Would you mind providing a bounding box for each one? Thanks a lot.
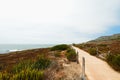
[0,0,120,44]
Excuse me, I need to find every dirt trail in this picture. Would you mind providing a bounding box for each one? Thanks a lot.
[73,46,120,80]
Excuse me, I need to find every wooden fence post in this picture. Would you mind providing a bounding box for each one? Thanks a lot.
[76,52,79,64]
[81,57,86,80]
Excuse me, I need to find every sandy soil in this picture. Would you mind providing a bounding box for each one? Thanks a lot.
[73,46,120,80]
[63,62,81,80]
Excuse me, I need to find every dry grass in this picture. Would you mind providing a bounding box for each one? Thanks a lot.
[0,46,82,80]
[0,48,50,71]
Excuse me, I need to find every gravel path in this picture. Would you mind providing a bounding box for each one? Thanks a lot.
[73,46,120,80]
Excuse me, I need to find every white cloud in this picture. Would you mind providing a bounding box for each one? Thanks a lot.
[0,0,120,44]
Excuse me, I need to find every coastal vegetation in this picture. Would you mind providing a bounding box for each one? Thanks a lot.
[0,44,77,80]
[66,49,76,61]
[51,44,69,51]
[88,48,97,55]
[75,33,120,71]
[106,54,120,71]
[0,54,50,80]
[51,44,77,62]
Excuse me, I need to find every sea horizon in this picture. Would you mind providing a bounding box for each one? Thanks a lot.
[0,44,56,54]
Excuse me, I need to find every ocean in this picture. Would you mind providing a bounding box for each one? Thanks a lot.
[0,44,55,54]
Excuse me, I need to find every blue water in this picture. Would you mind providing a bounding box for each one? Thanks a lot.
[0,44,55,54]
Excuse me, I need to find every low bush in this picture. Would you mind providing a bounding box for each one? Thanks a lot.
[106,54,120,71]
[88,48,97,55]
[12,60,33,73]
[12,55,51,73]
[0,54,51,80]
[66,49,76,62]
[112,55,120,66]
[51,44,69,51]
[12,69,44,80]
[0,69,44,80]
[106,54,113,62]
[33,55,51,70]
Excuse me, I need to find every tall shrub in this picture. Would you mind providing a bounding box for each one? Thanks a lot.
[33,55,51,70]
[66,49,76,62]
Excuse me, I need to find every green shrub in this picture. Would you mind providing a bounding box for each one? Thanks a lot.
[0,69,44,80]
[106,54,120,71]
[12,69,44,80]
[112,55,120,66]
[51,44,69,51]
[12,55,51,73]
[33,55,51,70]
[66,49,76,61]
[106,54,114,62]
[88,48,97,55]
[0,53,52,80]
[0,55,51,80]
[12,60,33,73]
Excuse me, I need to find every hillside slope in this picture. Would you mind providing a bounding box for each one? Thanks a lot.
[90,33,120,42]
[75,33,120,72]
